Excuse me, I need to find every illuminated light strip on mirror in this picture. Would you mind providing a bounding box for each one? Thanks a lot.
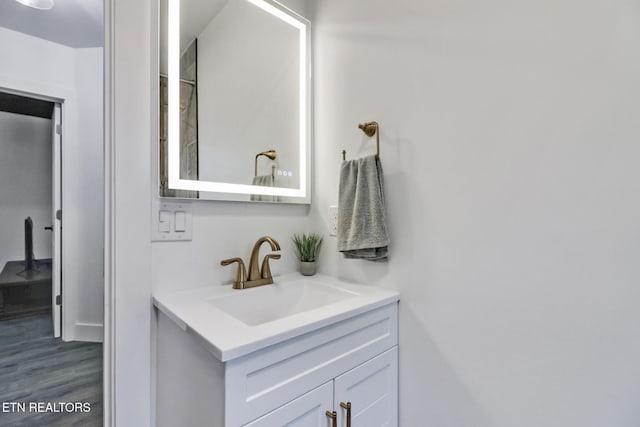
[15,0,54,9]
[167,0,309,198]
[167,0,181,191]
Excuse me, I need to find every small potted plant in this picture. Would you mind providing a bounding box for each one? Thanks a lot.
[291,232,323,276]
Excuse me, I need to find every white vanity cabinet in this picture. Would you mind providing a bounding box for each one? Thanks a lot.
[155,301,398,427]
[247,347,398,427]
[244,382,333,427]
[333,347,398,426]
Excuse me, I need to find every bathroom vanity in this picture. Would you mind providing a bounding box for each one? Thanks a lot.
[153,274,399,427]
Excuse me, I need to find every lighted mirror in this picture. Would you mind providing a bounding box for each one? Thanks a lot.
[159,0,311,203]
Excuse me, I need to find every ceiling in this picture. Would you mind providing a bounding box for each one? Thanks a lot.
[0,0,103,48]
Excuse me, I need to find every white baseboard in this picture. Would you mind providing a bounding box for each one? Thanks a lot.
[71,322,104,343]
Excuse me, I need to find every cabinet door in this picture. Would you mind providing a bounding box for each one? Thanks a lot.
[244,381,334,427]
[334,347,398,427]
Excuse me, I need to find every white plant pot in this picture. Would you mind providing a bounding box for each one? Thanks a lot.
[299,261,316,276]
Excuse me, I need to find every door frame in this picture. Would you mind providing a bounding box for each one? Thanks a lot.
[51,102,62,338]
[103,1,115,424]
[0,88,63,334]
[0,84,70,329]
[0,81,74,332]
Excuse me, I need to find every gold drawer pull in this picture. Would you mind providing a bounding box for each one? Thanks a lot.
[340,402,352,427]
[325,410,337,427]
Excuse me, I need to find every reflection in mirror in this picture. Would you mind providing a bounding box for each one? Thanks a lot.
[159,38,198,198]
[160,0,311,203]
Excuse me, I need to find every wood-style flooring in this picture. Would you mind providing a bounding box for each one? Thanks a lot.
[0,314,102,426]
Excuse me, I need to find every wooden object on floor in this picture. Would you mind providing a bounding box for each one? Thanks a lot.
[0,259,52,319]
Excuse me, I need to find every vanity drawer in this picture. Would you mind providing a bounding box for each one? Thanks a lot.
[225,302,398,427]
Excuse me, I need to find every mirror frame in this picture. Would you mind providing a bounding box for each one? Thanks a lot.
[166,0,312,203]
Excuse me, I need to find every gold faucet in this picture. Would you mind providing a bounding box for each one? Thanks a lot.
[221,236,281,289]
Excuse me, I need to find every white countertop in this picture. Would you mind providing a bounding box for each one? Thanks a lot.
[153,273,399,361]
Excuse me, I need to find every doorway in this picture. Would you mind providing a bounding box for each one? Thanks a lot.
[0,92,58,325]
[0,91,103,425]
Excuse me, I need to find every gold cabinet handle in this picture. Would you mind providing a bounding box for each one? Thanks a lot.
[340,402,352,427]
[325,410,337,427]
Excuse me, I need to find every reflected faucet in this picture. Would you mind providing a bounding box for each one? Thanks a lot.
[221,236,281,289]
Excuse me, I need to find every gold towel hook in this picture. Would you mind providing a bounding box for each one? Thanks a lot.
[342,121,380,161]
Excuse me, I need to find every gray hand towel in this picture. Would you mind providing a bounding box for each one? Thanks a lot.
[337,155,389,261]
[250,175,278,202]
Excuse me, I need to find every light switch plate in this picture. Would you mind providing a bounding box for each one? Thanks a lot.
[158,210,171,232]
[174,211,187,232]
[329,206,338,236]
[151,201,193,242]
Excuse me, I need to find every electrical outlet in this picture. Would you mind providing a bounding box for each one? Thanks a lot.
[329,206,338,236]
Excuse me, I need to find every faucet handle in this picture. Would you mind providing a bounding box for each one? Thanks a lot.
[220,257,247,289]
[260,253,281,280]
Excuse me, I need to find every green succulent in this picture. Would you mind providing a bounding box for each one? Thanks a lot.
[291,232,323,262]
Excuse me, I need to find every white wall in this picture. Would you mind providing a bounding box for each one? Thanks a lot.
[311,0,640,426]
[0,112,52,267]
[0,27,104,341]
[0,27,76,92]
[71,47,104,338]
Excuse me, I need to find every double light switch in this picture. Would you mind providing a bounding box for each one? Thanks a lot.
[152,202,192,241]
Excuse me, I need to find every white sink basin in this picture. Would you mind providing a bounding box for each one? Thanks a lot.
[153,273,399,361]
[208,279,358,326]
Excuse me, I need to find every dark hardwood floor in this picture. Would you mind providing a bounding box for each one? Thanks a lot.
[0,314,102,426]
